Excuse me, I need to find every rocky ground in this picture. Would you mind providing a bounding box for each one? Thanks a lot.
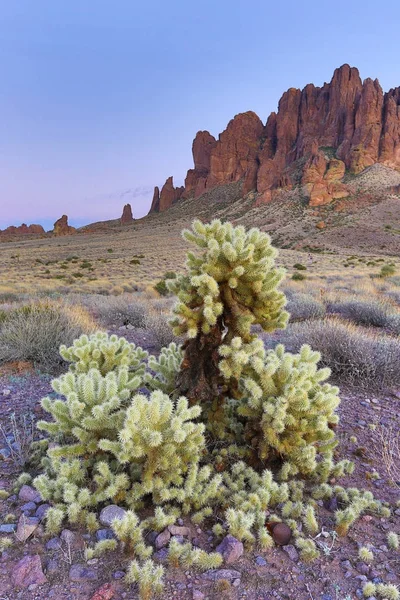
[0,331,399,600]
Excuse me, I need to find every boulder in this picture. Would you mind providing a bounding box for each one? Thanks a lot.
[11,555,47,588]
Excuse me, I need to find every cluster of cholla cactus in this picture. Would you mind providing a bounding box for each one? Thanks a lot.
[29,220,393,600]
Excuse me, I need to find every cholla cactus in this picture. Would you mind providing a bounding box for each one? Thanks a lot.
[126,559,164,600]
[167,538,222,570]
[99,391,205,506]
[169,219,288,403]
[60,331,148,376]
[145,342,183,394]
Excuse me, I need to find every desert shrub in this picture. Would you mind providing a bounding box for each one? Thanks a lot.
[285,317,400,389]
[144,311,179,349]
[91,296,148,328]
[0,292,20,304]
[293,263,307,270]
[292,272,306,281]
[154,271,176,297]
[0,300,97,371]
[380,264,396,278]
[30,220,387,596]
[285,292,326,322]
[326,297,400,332]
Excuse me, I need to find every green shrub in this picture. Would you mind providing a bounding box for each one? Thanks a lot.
[380,264,396,278]
[154,272,176,297]
[154,279,169,296]
[292,272,307,281]
[293,263,307,270]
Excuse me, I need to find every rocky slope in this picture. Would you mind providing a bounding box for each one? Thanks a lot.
[150,64,400,212]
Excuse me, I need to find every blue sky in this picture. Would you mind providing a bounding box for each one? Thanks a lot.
[0,0,399,229]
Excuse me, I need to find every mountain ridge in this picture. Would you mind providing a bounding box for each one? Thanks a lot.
[150,64,400,213]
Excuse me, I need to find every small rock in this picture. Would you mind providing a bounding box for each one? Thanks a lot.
[341,560,352,570]
[20,501,37,514]
[99,505,126,527]
[154,548,168,562]
[324,496,338,512]
[0,523,16,533]
[172,535,185,544]
[45,559,59,576]
[0,448,11,460]
[202,569,241,581]
[355,590,363,599]
[2,389,11,396]
[255,556,267,566]
[113,571,125,579]
[96,529,115,542]
[90,582,115,600]
[372,577,383,584]
[11,554,47,588]
[16,515,39,542]
[344,571,352,579]
[356,562,370,575]
[69,563,98,582]
[46,537,61,551]
[232,579,241,587]
[35,504,50,521]
[282,545,299,562]
[155,528,171,549]
[355,575,368,582]
[168,524,191,537]
[18,485,41,503]
[216,535,244,564]
[321,595,333,600]
[177,518,184,526]
[193,591,205,600]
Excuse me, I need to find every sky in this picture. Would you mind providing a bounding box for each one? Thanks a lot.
[0,0,400,230]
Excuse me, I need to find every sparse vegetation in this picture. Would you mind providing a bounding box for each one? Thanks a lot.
[292,272,307,281]
[0,300,97,371]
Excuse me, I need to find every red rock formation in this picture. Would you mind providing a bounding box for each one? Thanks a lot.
[149,65,400,213]
[150,186,160,213]
[157,177,184,212]
[0,223,45,236]
[53,215,76,236]
[120,203,133,224]
[184,131,217,197]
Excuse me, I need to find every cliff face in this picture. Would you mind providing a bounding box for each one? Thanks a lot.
[149,65,400,212]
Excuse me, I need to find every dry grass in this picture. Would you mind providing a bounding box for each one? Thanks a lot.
[0,300,98,371]
[278,317,400,389]
[373,425,400,488]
